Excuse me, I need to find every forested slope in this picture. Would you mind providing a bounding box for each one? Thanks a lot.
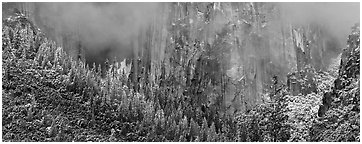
[310,24,360,142]
[2,3,360,142]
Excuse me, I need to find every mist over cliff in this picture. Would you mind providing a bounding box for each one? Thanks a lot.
[279,2,359,45]
[4,2,358,69]
[32,2,160,65]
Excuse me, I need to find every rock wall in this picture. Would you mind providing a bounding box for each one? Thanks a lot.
[3,2,345,113]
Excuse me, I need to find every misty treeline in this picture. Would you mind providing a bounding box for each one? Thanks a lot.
[2,2,360,142]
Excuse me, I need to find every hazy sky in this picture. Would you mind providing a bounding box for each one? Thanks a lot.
[279,2,360,43]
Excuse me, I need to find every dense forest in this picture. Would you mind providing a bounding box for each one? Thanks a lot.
[2,2,360,142]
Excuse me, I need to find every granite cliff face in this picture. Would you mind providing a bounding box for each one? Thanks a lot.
[148,3,344,113]
[3,2,354,113]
